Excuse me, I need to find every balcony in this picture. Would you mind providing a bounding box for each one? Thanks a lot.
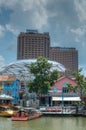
[49,93,79,97]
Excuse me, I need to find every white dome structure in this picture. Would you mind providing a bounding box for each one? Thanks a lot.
[0,59,66,82]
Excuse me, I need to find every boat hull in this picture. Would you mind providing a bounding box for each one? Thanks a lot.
[11,113,42,121]
[11,107,42,121]
[0,107,17,117]
[11,117,28,121]
[28,113,42,120]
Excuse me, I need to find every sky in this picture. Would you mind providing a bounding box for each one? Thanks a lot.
[0,0,86,76]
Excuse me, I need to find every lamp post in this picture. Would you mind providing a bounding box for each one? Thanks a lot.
[62,87,64,113]
[62,82,67,113]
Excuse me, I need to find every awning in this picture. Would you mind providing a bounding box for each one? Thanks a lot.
[52,97,81,101]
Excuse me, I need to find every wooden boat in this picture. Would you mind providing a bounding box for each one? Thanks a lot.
[11,117,28,121]
[11,115,28,121]
[0,106,17,117]
[11,110,29,121]
[24,107,43,118]
[11,107,42,121]
[28,112,42,120]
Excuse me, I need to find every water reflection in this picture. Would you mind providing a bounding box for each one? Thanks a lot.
[0,116,86,130]
[12,121,29,130]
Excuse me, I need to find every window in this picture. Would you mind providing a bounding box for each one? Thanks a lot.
[62,88,69,93]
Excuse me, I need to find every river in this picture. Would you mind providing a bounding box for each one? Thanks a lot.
[0,116,86,130]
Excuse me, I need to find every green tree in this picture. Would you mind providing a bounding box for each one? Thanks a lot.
[72,68,86,97]
[67,69,86,105]
[67,69,86,93]
[27,56,59,95]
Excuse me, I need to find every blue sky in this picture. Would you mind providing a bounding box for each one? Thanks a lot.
[0,0,86,76]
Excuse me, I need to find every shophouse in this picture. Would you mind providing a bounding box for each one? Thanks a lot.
[49,76,81,106]
[0,75,21,104]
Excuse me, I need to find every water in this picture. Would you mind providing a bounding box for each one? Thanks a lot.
[0,116,86,130]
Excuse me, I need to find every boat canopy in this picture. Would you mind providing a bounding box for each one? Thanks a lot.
[0,94,13,100]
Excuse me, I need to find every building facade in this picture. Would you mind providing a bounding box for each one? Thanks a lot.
[49,47,78,75]
[49,76,80,106]
[17,30,50,60]
[3,79,21,104]
[0,75,21,104]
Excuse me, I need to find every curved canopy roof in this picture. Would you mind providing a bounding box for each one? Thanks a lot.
[0,59,66,82]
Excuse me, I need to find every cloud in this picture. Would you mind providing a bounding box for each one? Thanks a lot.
[5,24,19,36]
[20,0,47,11]
[74,0,86,22]
[0,0,49,30]
[0,0,85,43]
[0,55,5,67]
[0,25,5,38]
[79,64,86,76]
[33,9,48,29]
[0,0,18,8]
[0,0,46,10]
[70,27,86,36]
[0,24,19,38]
[0,0,86,76]
[0,0,80,31]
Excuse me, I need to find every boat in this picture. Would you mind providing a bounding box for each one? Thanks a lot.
[11,116,28,121]
[0,106,17,117]
[28,112,42,120]
[0,94,22,117]
[11,107,42,121]
[0,94,14,107]
[11,110,28,121]
[23,107,43,120]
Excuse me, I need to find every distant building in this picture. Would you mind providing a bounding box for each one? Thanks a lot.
[17,29,78,75]
[49,47,78,75]
[17,29,50,59]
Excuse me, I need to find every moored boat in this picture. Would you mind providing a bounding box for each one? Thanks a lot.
[0,106,17,117]
[24,107,43,118]
[11,116,28,121]
[0,94,14,107]
[28,112,42,120]
[11,107,42,121]
[11,110,29,121]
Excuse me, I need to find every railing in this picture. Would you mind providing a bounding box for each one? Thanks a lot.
[50,93,79,97]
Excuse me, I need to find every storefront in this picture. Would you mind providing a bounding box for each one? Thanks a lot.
[51,96,81,106]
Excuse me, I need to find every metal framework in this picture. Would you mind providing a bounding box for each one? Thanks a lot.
[0,59,66,82]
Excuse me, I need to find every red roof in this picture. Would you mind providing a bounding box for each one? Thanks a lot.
[52,76,77,90]
[0,75,16,81]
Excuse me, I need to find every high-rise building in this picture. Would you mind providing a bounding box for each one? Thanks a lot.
[17,29,78,75]
[49,47,78,75]
[17,30,50,59]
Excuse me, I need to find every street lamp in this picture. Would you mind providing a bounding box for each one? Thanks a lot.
[62,82,68,113]
[62,87,64,113]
